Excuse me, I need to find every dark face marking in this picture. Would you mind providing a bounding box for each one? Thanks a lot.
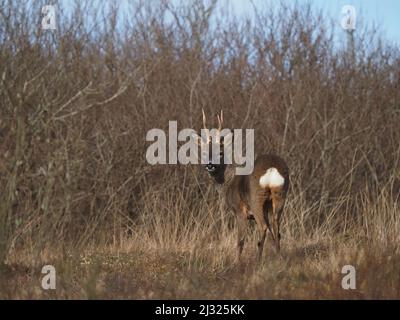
[202,142,226,184]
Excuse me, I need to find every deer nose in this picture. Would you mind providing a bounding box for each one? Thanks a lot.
[206,162,216,171]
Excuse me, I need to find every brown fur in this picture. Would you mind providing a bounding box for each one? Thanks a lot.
[225,154,289,261]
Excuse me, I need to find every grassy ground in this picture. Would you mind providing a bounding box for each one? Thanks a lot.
[3,240,400,299]
[2,191,400,299]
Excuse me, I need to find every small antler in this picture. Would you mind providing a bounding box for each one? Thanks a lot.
[215,109,224,142]
[216,110,223,132]
[201,108,211,144]
[202,108,207,130]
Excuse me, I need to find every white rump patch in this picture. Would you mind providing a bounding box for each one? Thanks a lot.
[259,168,285,188]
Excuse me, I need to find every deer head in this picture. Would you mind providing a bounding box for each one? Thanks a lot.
[195,109,232,184]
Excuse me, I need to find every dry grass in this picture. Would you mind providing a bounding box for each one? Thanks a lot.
[3,187,400,299]
[0,0,400,299]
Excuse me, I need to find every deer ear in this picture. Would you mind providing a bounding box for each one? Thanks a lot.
[221,129,233,147]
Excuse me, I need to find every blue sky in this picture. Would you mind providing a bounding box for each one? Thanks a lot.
[60,0,400,46]
[228,0,400,46]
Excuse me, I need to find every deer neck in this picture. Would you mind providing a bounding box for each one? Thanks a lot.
[223,164,236,185]
[213,164,236,195]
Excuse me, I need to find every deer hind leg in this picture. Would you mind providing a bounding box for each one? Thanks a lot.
[270,188,285,253]
[256,219,267,263]
[252,199,268,263]
[263,199,276,247]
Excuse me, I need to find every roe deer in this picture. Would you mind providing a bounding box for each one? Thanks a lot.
[196,109,289,262]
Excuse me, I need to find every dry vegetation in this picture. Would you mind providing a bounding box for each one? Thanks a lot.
[0,0,400,299]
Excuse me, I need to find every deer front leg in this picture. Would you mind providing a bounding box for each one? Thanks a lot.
[236,214,247,262]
